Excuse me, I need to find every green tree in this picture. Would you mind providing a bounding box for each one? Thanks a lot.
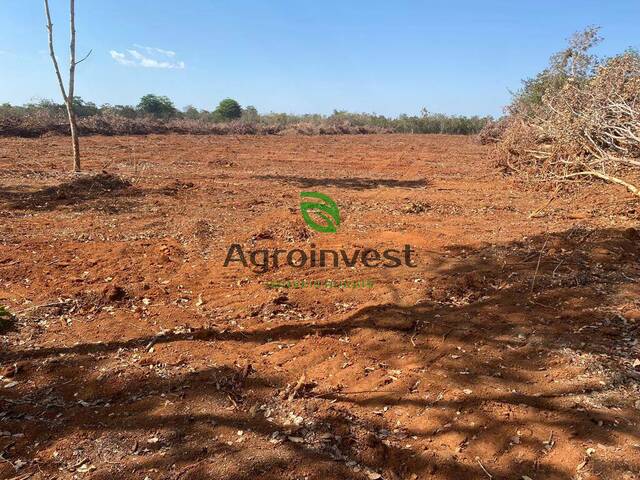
[137,94,177,118]
[213,98,242,121]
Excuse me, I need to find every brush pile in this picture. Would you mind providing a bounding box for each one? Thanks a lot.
[496,28,640,196]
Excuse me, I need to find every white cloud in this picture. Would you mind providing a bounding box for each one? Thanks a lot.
[110,50,135,66]
[133,44,176,58]
[127,49,145,61]
[109,46,185,69]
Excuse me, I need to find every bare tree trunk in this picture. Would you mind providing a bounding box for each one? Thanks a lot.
[44,0,82,172]
[67,106,81,172]
[67,0,80,171]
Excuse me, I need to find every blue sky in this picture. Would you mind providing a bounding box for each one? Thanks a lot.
[1,1,638,117]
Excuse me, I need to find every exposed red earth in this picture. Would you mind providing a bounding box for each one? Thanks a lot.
[1,134,639,479]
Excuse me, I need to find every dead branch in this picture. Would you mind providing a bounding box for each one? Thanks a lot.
[44,0,68,103]
[562,171,640,197]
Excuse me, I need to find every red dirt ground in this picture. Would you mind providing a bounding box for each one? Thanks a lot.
[1,134,639,480]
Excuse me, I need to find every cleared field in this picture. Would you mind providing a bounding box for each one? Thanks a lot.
[1,134,639,479]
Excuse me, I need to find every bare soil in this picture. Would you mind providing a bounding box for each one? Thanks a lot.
[1,134,639,480]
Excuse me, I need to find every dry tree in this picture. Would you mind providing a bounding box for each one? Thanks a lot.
[44,0,91,172]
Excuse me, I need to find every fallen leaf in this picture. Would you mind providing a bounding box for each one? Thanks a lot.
[77,463,96,473]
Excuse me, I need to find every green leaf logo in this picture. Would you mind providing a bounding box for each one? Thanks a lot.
[300,192,340,233]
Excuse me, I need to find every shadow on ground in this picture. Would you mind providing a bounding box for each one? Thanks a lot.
[0,172,136,211]
[254,174,428,191]
[1,226,639,479]
[0,173,199,214]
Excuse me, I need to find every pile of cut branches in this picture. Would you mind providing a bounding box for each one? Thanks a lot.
[497,28,640,197]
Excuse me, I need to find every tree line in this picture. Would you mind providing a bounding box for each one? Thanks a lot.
[1,96,491,136]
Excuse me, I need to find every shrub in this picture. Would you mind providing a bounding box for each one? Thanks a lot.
[73,97,99,117]
[183,105,200,120]
[241,105,259,122]
[101,104,139,119]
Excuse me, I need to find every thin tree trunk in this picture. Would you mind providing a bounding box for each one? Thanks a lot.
[67,106,81,171]
[67,0,80,171]
[44,0,81,172]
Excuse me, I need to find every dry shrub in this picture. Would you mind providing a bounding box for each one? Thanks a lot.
[499,52,640,196]
[281,121,390,135]
[0,115,393,137]
[0,110,68,137]
[281,122,318,135]
[478,117,511,145]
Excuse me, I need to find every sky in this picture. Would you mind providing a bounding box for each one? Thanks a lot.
[0,1,639,117]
